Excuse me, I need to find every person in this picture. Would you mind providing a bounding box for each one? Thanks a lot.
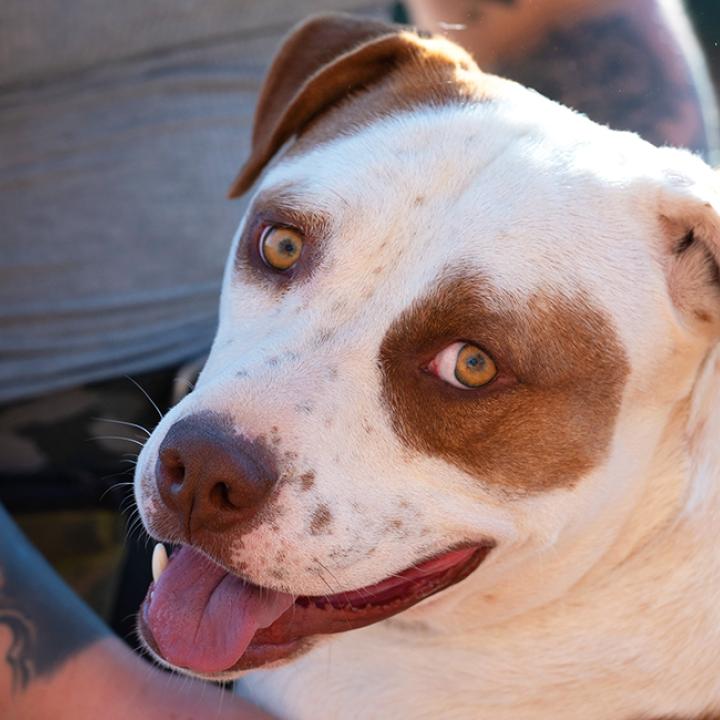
[0,0,717,716]
[0,505,273,720]
[407,0,718,159]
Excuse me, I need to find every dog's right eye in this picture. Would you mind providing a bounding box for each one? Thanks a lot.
[259,225,304,271]
[428,342,497,389]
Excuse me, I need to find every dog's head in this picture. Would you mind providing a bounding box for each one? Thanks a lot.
[134,14,720,679]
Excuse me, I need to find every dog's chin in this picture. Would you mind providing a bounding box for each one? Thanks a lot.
[137,542,493,679]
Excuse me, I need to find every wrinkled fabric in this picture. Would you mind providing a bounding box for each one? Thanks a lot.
[0,0,374,403]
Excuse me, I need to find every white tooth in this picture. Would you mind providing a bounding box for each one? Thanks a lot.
[152,543,168,582]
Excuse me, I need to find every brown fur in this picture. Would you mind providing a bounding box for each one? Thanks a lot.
[288,35,503,161]
[309,504,332,535]
[228,14,504,198]
[299,471,316,491]
[379,275,629,492]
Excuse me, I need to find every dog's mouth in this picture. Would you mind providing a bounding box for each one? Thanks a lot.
[138,542,491,676]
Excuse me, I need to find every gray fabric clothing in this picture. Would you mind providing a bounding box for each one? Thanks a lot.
[0,0,379,403]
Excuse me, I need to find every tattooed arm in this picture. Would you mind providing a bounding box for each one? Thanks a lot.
[407,0,718,159]
[0,505,273,720]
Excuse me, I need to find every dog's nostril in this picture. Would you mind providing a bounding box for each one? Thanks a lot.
[159,449,186,487]
[209,481,233,509]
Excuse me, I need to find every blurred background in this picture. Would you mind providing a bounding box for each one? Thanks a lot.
[689,0,720,81]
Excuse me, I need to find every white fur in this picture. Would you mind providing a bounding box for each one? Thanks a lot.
[135,85,720,718]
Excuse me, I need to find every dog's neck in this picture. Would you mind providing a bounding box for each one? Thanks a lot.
[245,346,720,720]
[586,349,719,587]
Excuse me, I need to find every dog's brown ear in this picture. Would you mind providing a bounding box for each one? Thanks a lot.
[228,13,427,198]
[657,153,720,337]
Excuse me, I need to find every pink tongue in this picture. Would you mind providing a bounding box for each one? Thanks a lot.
[145,546,294,673]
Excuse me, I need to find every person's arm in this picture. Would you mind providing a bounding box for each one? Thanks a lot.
[0,504,273,720]
[407,0,718,160]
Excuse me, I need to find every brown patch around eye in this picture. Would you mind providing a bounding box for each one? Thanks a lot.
[379,275,629,492]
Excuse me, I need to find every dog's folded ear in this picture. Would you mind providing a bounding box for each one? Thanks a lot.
[228,14,411,198]
[228,14,402,198]
[656,151,720,338]
[228,13,477,198]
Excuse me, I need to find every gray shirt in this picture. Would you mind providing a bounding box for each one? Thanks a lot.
[0,0,375,403]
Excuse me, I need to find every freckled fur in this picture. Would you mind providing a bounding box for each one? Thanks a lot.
[299,472,315,491]
[309,504,332,535]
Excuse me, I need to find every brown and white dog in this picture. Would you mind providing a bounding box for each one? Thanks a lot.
[133,14,720,720]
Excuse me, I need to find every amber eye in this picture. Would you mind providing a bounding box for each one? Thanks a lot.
[259,225,304,271]
[454,343,497,387]
[429,341,497,389]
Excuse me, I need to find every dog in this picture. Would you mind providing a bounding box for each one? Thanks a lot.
[133,13,720,719]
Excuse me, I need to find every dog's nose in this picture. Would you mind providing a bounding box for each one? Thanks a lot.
[155,412,277,536]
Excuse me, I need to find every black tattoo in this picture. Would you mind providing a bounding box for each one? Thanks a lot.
[0,608,34,691]
[497,14,711,157]
[0,505,108,693]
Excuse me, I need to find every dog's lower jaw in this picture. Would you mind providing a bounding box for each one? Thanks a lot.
[239,354,720,720]
[241,528,720,720]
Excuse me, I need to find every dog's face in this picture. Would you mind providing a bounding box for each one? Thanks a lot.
[134,15,720,679]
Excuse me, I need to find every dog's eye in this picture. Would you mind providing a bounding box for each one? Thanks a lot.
[259,225,304,271]
[429,342,497,389]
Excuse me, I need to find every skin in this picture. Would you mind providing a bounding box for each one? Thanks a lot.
[2,0,716,716]
[0,505,273,720]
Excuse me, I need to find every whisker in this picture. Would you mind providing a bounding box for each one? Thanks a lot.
[127,518,148,545]
[92,417,152,437]
[123,505,141,526]
[97,471,134,494]
[125,375,164,421]
[310,567,335,598]
[119,492,137,511]
[88,435,146,448]
[99,479,135,502]
[313,562,354,632]
[124,509,140,529]
[100,468,134,482]
[313,559,340,592]
[174,377,196,393]
[316,557,372,602]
